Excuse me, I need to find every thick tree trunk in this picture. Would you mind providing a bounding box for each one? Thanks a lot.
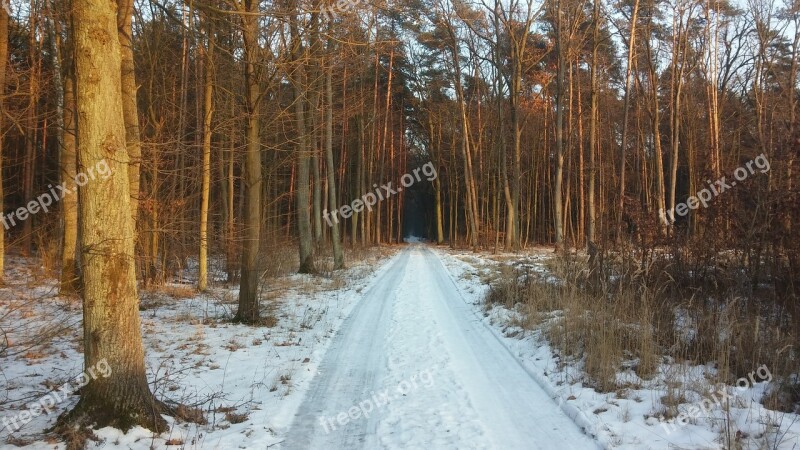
[62,0,165,431]
[235,0,263,323]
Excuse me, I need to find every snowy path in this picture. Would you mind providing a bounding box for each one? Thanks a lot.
[281,245,598,449]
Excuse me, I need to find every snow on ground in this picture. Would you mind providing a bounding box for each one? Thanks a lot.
[0,247,397,449]
[3,244,797,449]
[436,247,800,450]
[281,245,597,449]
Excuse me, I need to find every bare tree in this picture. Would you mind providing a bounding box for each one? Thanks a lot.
[198,17,215,291]
[61,0,165,430]
[0,0,7,284]
[235,0,264,323]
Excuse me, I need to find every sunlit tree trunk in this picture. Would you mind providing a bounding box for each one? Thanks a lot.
[198,21,214,291]
[554,2,566,251]
[61,0,165,430]
[643,33,667,231]
[117,0,141,218]
[50,10,79,293]
[587,0,600,245]
[669,3,690,224]
[616,0,640,241]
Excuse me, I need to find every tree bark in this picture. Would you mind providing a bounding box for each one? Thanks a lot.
[292,4,315,273]
[554,3,567,251]
[616,0,639,242]
[325,54,344,269]
[235,0,263,323]
[62,0,165,431]
[198,21,214,291]
[117,0,141,218]
[587,0,600,245]
[54,14,79,293]
[0,4,7,283]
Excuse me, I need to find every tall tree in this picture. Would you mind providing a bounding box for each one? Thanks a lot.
[235,0,264,323]
[118,0,141,216]
[49,3,79,292]
[325,35,344,269]
[616,0,640,241]
[198,18,214,292]
[62,0,165,430]
[0,0,7,284]
[587,0,601,245]
[292,1,316,273]
[553,0,567,250]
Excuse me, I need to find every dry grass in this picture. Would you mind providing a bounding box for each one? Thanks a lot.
[224,411,249,424]
[486,256,658,391]
[485,249,798,405]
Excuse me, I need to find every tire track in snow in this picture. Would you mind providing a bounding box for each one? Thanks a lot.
[281,250,410,449]
[281,245,600,449]
[378,246,492,449]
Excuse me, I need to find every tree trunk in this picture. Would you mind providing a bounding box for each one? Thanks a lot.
[669,4,689,224]
[198,22,214,292]
[292,5,315,273]
[616,0,640,242]
[117,0,141,218]
[22,9,38,256]
[447,28,479,250]
[587,0,600,245]
[0,5,7,283]
[61,0,165,431]
[58,24,79,293]
[554,4,567,251]
[235,0,263,323]
[644,33,667,231]
[309,23,323,244]
[325,56,344,269]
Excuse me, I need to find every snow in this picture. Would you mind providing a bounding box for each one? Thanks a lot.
[2,245,798,449]
[0,248,397,449]
[281,245,596,449]
[436,247,800,450]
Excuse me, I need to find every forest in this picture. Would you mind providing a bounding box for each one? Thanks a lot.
[0,0,798,446]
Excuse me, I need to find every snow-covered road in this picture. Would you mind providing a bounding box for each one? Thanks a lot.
[281,245,598,449]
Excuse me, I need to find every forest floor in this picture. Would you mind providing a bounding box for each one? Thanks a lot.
[0,243,798,449]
